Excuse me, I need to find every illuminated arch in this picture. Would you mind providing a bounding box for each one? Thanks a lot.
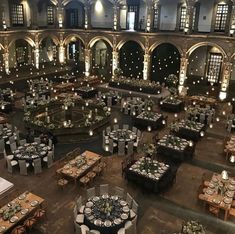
[63,34,85,46]
[39,34,60,46]
[117,39,145,51]
[88,36,113,48]
[8,36,35,48]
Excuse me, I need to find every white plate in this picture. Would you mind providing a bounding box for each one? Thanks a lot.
[123,206,129,213]
[84,208,91,214]
[21,209,29,215]
[120,201,127,206]
[94,219,102,226]
[30,200,39,207]
[92,196,99,202]
[114,218,122,225]
[18,194,26,200]
[86,201,93,208]
[121,213,128,220]
[104,220,112,227]
[10,216,19,223]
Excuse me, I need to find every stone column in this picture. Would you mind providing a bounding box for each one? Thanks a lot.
[113,5,120,31]
[84,48,91,77]
[3,50,9,74]
[58,45,65,64]
[84,4,91,29]
[30,3,38,29]
[219,61,232,100]
[143,52,151,80]
[112,50,119,75]
[146,4,154,32]
[178,56,188,94]
[34,44,40,69]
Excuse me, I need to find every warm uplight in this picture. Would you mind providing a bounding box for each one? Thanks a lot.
[95,0,103,13]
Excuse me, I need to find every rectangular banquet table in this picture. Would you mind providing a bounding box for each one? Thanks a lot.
[57,151,101,183]
[0,192,44,233]
[75,88,98,99]
[157,143,194,161]
[126,161,175,194]
[133,114,163,129]
[160,101,184,113]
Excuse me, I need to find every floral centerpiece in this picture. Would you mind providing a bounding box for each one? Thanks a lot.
[1,203,22,221]
[181,220,206,234]
[143,143,157,158]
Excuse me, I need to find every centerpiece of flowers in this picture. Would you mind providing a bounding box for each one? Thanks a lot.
[101,201,113,217]
[180,220,206,234]
[1,203,22,221]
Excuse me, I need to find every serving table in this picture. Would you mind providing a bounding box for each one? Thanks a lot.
[0,191,44,233]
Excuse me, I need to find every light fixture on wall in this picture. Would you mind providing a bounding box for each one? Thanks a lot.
[95,0,103,13]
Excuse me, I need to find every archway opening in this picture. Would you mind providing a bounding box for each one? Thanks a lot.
[91,40,112,77]
[65,36,85,75]
[186,45,224,96]
[119,41,144,79]
[150,43,180,83]
[39,37,57,64]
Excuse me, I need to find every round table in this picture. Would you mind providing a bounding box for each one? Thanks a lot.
[0,127,15,142]
[13,142,50,163]
[84,195,131,234]
[108,129,137,143]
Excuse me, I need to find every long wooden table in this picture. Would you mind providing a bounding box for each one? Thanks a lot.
[200,173,235,220]
[57,151,102,184]
[0,191,44,233]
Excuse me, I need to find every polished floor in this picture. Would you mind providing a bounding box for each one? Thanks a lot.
[0,76,235,234]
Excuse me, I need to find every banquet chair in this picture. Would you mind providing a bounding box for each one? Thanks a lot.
[87,187,96,199]
[23,216,37,231]
[19,160,30,176]
[10,142,17,153]
[123,124,129,130]
[99,184,109,195]
[74,221,82,234]
[113,124,119,130]
[43,151,53,168]
[34,208,46,221]
[208,204,220,217]
[137,130,142,139]
[107,97,112,107]
[0,124,3,131]
[108,139,117,154]
[118,141,125,156]
[7,136,16,146]
[125,221,136,234]
[124,107,129,115]
[106,126,111,134]
[126,193,133,207]
[34,137,41,144]
[207,114,213,125]
[6,158,18,174]
[48,139,53,148]
[114,186,125,198]
[137,105,143,115]
[130,106,135,116]
[19,139,27,146]
[130,200,138,219]
[132,127,137,134]
[33,158,42,174]
[132,215,137,234]
[0,139,5,154]
[74,206,84,224]
[11,225,26,234]
[76,196,85,213]
[199,114,205,124]
[126,141,134,156]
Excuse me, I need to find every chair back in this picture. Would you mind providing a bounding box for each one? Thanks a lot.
[6,159,13,173]
[34,137,41,144]
[126,193,133,207]
[106,126,111,134]
[118,141,125,156]
[0,139,5,153]
[123,124,129,130]
[9,136,15,144]
[125,221,135,234]
[127,141,134,156]
[10,142,17,153]
[109,139,114,154]
[87,187,96,199]
[19,139,27,146]
[114,186,124,198]
[33,158,42,174]
[74,221,82,234]
[100,184,109,195]
[73,205,78,220]
[76,196,83,211]
[47,151,54,168]
[19,160,28,176]
[107,97,112,107]
[113,124,119,130]
[132,200,138,214]
[132,126,137,134]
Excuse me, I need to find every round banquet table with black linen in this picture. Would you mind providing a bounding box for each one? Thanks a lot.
[108,129,137,144]
[83,195,132,234]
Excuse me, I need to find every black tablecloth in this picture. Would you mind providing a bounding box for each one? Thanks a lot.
[126,162,176,193]
[75,89,98,99]
[133,115,164,130]
[157,144,195,161]
[173,126,206,141]
[160,102,184,113]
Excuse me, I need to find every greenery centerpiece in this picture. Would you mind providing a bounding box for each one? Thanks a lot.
[180,220,206,234]
[1,203,22,221]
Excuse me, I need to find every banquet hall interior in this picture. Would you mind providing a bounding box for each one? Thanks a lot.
[0,0,235,233]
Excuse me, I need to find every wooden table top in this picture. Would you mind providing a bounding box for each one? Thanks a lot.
[202,173,235,211]
[57,151,102,180]
[0,191,44,233]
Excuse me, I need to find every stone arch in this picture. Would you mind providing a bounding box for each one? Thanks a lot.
[117,39,145,51]
[0,43,4,50]
[8,36,35,49]
[39,34,60,46]
[88,36,113,49]
[187,42,227,58]
[149,41,183,56]
[63,34,85,46]
[62,0,86,6]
